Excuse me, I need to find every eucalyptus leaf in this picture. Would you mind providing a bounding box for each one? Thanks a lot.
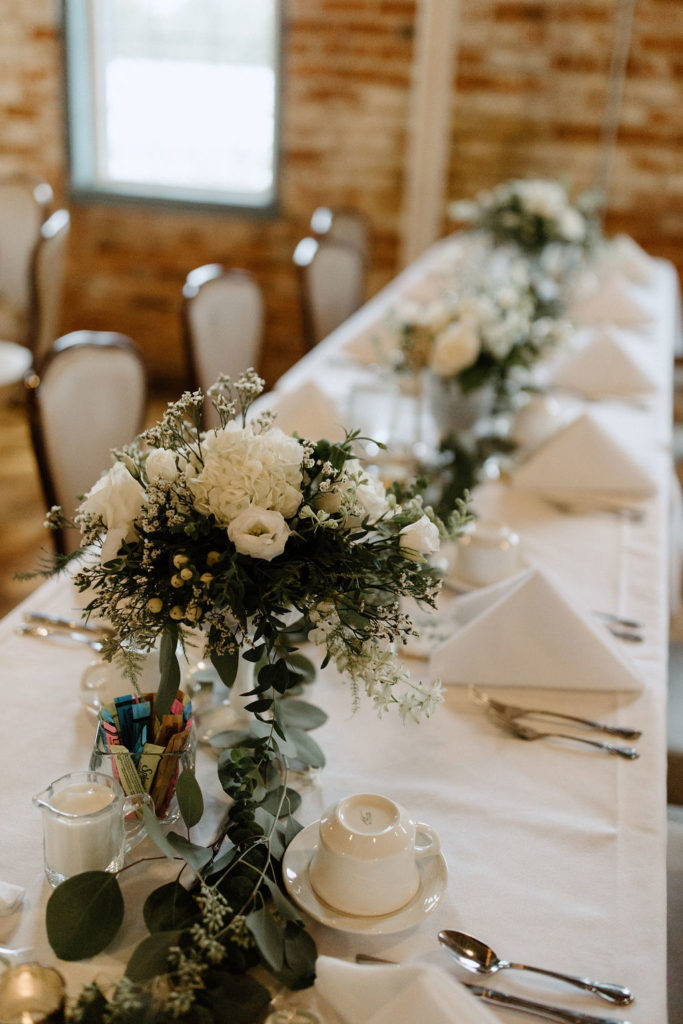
[245,905,284,972]
[209,728,252,751]
[167,832,213,873]
[285,653,316,684]
[260,785,301,818]
[142,806,178,861]
[210,647,239,688]
[283,924,318,987]
[143,881,199,933]
[176,768,204,828]
[284,816,304,846]
[201,971,271,1024]
[46,872,124,960]
[278,699,328,731]
[253,806,276,835]
[287,726,326,768]
[156,628,180,719]
[261,877,302,924]
[125,929,182,982]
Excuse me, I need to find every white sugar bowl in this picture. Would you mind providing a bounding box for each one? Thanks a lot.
[455,520,521,587]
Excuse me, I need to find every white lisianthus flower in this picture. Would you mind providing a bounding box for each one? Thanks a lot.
[227,506,291,561]
[399,515,440,556]
[315,459,390,523]
[145,448,181,484]
[518,180,566,219]
[430,321,480,377]
[188,423,303,526]
[78,460,146,562]
[397,298,452,335]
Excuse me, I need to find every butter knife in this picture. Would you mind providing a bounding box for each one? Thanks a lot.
[16,622,103,651]
[465,984,631,1024]
[24,611,114,639]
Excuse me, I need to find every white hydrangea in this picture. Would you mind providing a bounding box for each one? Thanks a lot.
[187,422,303,526]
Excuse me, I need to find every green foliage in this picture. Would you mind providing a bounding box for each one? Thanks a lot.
[46,872,124,960]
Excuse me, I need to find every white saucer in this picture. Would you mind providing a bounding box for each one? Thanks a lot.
[444,558,528,594]
[282,822,447,935]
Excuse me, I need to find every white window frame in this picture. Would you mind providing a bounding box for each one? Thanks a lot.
[62,0,282,212]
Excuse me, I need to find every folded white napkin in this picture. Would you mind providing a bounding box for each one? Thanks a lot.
[569,276,653,328]
[512,411,656,499]
[430,567,643,691]
[0,880,25,916]
[315,957,500,1024]
[265,380,346,441]
[341,323,400,366]
[550,329,657,399]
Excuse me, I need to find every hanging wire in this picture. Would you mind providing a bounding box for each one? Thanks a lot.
[593,0,638,217]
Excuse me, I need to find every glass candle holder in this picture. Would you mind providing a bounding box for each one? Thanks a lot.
[0,963,65,1023]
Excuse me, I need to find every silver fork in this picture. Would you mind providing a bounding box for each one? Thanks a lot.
[491,713,640,759]
[471,688,642,740]
[545,498,646,524]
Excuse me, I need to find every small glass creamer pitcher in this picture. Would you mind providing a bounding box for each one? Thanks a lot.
[33,771,152,888]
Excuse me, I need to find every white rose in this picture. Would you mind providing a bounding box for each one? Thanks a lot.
[519,180,566,219]
[315,460,389,524]
[227,506,291,561]
[78,460,146,562]
[430,322,480,377]
[399,515,440,556]
[145,448,180,484]
[558,208,585,242]
[188,423,303,525]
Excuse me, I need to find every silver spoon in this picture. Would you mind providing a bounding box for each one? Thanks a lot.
[438,930,634,1006]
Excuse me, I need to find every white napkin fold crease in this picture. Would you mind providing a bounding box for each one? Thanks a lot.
[265,380,346,441]
[0,880,25,916]
[430,567,643,691]
[569,276,653,328]
[315,957,500,1024]
[512,411,656,499]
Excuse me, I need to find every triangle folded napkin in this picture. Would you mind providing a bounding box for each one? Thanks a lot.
[569,276,653,328]
[430,567,643,691]
[550,329,657,399]
[264,379,346,442]
[315,957,500,1024]
[511,411,656,500]
[340,322,400,366]
[612,234,656,286]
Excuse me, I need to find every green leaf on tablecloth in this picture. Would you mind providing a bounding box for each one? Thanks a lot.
[142,806,178,861]
[285,652,316,684]
[200,971,272,1024]
[156,627,180,719]
[261,876,302,924]
[245,904,284,972]
[286,726,326,768]
[143,881,199,933]
[46,871,124,960]
[259,784,302,818]
[210,647,239,688]
[277,698,327,730]
[167,832,213,873]
[271,921,317,990]
[176,768,204,828]
[125,929,182,982]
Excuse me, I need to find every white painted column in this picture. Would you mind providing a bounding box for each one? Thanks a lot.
[400,0,460,268]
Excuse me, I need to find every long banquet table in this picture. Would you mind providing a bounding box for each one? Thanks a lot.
[0,235,679,1022]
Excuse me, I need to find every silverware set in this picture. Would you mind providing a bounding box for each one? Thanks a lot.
[472,687,641,759]
[15,611,113,651]
[591,610,644,644]
[544,498,646,524]
[356,923,635,1023]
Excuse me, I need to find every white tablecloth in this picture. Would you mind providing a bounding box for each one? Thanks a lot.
[0,236,679,1023]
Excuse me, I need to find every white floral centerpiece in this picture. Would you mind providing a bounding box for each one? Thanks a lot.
[37,371,468,1023]
[449,177,601,261]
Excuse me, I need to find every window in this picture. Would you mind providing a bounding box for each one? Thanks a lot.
[64,0,281,210]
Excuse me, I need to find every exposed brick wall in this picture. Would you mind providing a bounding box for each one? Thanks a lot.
[0,0,680,391]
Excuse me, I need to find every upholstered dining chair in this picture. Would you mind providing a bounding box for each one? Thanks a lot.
[293,235,367,351]
[0,206,70,403]
[25,331,147,554]
[309,205,370,263]
[182,264,264,428]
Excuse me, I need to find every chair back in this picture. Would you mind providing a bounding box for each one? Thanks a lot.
[182,265,264,428]
[26,331,147,553]
[0,177,52,343]
[294,236,366,350]
[29,209,71,365]
[310,206,370,261]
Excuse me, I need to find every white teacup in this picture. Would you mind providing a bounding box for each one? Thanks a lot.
[309,793,440,916]
[455,520,521,586]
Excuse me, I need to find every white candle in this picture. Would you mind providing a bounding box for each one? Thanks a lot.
[43,782,121,879]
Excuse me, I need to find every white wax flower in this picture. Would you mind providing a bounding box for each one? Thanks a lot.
[79,461,146,562]
[188,423,303,526]
[430,321,480,377]
[227,506,291,561]
[145,448,180,484]
[558,207,585,242]
[399,515,440,556]
[518,179,566,219]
